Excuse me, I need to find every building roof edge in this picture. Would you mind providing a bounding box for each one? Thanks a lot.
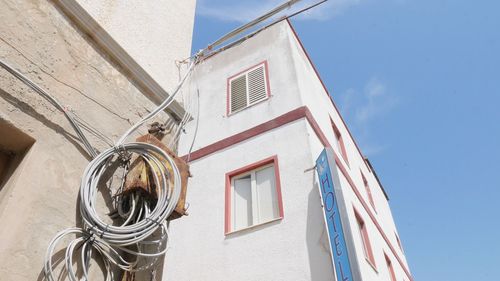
[284,18,391,201]
[54,0,185,121]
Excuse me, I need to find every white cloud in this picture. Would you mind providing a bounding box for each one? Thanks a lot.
[197,0,363,23]
[355,77,397,123]
[359,142,386,156]
[339,77,398,156]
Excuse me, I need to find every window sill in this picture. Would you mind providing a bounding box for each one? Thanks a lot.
[366,257,378,273]
[225,216,282,236]
[227,96,270,117]
[340,155,350,169]
[333,148,350,170]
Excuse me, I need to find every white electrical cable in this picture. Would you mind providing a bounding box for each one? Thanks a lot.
[187,89,201,162]
[1,30,198,280]
[43,58,197,280]
[0,52,196,280]
[79,142,181,246]
[0,59,98,157]
[116,61,196,146]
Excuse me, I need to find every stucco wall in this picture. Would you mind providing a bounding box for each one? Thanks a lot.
[175,20,412,281]
[168,120,335,281]
[287,20,412,280]
[0,0,184,279]
[289,20,408,280]
[178,21,303,155]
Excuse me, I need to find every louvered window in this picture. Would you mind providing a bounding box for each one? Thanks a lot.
[228,63,269,114]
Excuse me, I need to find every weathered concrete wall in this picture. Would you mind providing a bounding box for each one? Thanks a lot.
[0,0,182,279]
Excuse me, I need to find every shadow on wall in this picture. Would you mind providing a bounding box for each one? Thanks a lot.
[0,114,34,201]
[35,246,109,281]
[34,151,129,280]
[48,0,178,114]
[306,170,335,281]
[0,88,92,160]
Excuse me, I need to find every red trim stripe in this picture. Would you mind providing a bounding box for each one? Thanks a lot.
[181,105,412,280]
[286,20,413,280]
[285,19,366,169]
[183,106,308,162]
[334,150,413,280]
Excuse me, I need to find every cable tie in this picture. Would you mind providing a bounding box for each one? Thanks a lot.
[83,232,96,245]
[100,225,109,239]
[113,144,123,154]
[87,225,96,235]
[114,144,132,165]
[146,217,162,227]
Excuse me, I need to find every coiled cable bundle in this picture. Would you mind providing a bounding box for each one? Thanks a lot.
[41,58,197,280]
[44,142,179,280]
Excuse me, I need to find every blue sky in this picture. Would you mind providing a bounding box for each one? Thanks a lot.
[192,1,500,280]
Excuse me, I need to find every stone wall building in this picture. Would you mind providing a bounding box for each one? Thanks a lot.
[0,0,195,280]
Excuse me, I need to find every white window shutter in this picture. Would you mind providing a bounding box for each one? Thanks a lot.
[233,176,253,230]
[255,166,279,222]
[230,75,248,112]
[247,66,267,105]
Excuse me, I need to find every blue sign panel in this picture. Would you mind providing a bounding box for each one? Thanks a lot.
[316,148,353,281]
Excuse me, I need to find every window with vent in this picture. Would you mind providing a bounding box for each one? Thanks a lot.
[227,62,270,115]
[395,232,404,254]
[330,118,349,166]
[225,156,283,234]
[361,170,376,212]
[354,207,376,270]
[385,253,397,281]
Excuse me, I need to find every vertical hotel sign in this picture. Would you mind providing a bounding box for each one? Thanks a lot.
[316,148,353,281]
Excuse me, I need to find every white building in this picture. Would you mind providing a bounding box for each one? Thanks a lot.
[1,2,412,280]
[168,19,413,281]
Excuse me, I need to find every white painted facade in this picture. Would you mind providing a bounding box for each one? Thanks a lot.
[169,20,412,281]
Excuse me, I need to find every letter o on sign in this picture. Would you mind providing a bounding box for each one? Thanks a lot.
[324,192,335,212]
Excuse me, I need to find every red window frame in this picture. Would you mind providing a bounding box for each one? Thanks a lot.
[354,207,376,269]
[226,60,271,116]
[385,253,397,281]
[395,232,404,254]
[224,155,284,234]
[361,170,376,212]
[364,157,372,173]
[330,119,349,166]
